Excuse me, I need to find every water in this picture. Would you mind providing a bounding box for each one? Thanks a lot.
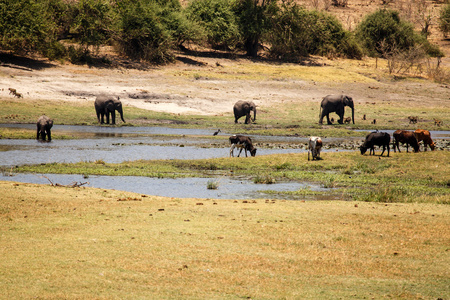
[0,124,316,166]
[0,173,327,200]
[2,124,447,199]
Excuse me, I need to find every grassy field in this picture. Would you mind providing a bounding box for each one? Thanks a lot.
[1,96,449,140]
[0,181,449,299]
[1,54,449,298]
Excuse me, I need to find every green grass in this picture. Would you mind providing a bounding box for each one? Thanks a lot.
[1,96,448,140]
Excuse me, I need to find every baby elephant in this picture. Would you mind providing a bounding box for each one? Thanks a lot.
[36,115,53,141]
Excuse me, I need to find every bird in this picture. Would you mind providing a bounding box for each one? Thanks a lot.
[213,129,221,136]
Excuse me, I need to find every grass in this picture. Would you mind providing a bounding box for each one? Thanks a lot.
[0,181,448,299]
[1,55,450,298]
[13,150,450,204]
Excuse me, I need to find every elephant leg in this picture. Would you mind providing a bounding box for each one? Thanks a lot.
[111,112,116,125]
[325,114,332,125]
[47,129,51,141]
[244,114,250,124]
[36,127,40,140]
[338,108,345,124]
[105,112,110,124]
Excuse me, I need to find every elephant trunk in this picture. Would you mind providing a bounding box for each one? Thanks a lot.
[118,107,125,123]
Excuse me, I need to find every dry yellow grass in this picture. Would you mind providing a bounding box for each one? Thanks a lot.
[1,181,448,299]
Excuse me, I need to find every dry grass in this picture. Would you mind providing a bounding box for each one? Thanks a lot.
[1,181,449,299]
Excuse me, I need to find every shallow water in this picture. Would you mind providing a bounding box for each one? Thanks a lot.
[0,173,328,200]
[2,124,447,199]
[0,124,314,167]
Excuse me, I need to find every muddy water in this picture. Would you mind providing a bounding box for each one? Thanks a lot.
[0,173,329,200]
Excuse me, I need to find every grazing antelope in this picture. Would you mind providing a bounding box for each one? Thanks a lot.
[229,135,257,157]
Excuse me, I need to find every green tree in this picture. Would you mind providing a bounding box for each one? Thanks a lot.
[72,0,112,51]
[267,1,361,59]
[233,0,277,57]
[186,0,240,50]
[355,9,441,58]
[439,4,450,38]
[0,0,64,58]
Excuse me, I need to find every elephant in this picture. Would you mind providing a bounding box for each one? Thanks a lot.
[94,95,125,125]
[233,100,256,124]
[36,115,53,141]
[319,95,354,125]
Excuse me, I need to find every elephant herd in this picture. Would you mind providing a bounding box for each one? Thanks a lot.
[36,95,126,141]
[234,94,354,125]
[36,93,353,145]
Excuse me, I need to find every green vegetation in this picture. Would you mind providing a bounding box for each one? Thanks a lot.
[206,179,219,189]
[186,0,239,50]
[439,4,450,38]
[267,1,363,60]
[355,9,443,58]
[1,0,443,64]
[0,181,449,298]
[14,151,450,204]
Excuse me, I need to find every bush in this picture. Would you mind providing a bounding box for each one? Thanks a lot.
[233,0,278,57]
[355,9,442,58]
[113,0,175,63]
[266,1,362,60]
[439,4,450,38]
[72,0,112,51]
[186,0,240,50]
[113,0,200,63]
[0,0,65,58]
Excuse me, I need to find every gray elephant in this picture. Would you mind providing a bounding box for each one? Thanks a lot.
[319,95,354,125]
[36,115,53,141]
[233,100,256,124]
[94,95,125,125]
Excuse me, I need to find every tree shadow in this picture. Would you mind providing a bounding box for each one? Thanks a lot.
[175,47,323,67]
[0,52,56,71]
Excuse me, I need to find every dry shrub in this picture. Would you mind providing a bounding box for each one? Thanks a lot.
[426,57,450,83]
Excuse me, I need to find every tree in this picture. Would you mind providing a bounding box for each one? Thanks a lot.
[233,0,277,57]
[0,0,64,58]
[266,1,362,60]
[186,0,240,50]
[355,9,442,58]
[72,0,112,51]
[439,4,450,38]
